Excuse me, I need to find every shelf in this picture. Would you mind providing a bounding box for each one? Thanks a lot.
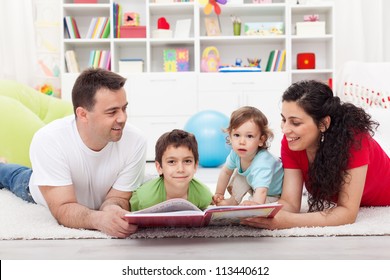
[61,0,334,82]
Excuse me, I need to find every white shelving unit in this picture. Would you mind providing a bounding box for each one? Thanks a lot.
[60,0,335,160]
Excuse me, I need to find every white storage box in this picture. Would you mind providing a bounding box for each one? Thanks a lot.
[152,29,173,38]
[296,21,325,36]
[119,59,143,73]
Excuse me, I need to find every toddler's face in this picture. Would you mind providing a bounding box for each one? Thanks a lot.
[230,120,264,160]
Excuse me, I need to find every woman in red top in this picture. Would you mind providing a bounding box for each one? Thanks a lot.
[242,80,390,229]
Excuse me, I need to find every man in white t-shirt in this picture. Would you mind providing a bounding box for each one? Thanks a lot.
[0,68,147,238]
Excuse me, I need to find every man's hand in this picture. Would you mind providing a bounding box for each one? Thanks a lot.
[95,205,137,238]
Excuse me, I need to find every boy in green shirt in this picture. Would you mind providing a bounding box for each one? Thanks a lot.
[130,129,213,211]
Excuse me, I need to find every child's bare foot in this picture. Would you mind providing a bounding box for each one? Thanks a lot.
[216,196,238,206]
[0,157,7,164]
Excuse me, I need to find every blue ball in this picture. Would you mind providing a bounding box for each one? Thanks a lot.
[184,110,231,167]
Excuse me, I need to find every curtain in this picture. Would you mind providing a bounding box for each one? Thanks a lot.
[333,0,389,71]
[0,0,37,86]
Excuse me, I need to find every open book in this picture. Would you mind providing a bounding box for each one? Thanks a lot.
[124,198,282,227]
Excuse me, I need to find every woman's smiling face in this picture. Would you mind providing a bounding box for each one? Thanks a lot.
[281,101,321,154]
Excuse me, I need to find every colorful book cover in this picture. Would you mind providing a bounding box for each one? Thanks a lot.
[124,198,283,228]
[86,17,98,39]
[265,50,275,72]
[71,17,81,38]
[101,19,111,38]
[277,50,286,71]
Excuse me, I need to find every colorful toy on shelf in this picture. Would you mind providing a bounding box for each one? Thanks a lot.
[164,48,189,72]
[201,46,220,72]
[199,0,227,15]
[158,17,170,29]
[247,58,260,67]
[153,17,173,38]
[123,12,140,26]
[297,53,315,69]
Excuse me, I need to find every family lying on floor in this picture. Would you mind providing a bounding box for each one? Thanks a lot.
[1,68,389,238]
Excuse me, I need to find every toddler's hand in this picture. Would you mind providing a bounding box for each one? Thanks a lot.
[212,193,224,205]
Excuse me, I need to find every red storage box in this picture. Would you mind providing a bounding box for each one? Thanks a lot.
[120,26,146,38]
[297,53,315,69]
[74,0,97,3]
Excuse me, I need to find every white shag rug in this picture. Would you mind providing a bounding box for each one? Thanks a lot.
[1,189,390,240]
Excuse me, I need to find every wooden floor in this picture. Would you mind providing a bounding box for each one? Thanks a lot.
[1,236,390,260]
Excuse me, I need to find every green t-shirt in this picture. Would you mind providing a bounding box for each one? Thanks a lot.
[130,177,213,211]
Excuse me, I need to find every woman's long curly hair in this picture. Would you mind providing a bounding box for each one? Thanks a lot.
[282,80,378,212]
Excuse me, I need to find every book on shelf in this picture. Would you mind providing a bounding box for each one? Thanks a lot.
[100,18,111,38]
[88,50,111,70]
[86,17,98,39]
[277,50,286,71]
[71,17,81,38]
[64,16,80,39]
[265,49,286,72]
[272,50,280,72]
[113,2,122,38]
[124,198,283,228]
[65,50,80,73]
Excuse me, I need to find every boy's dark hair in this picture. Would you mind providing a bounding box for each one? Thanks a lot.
[72,68,127,114]
[155,129,199,165]
[225,106,273,150]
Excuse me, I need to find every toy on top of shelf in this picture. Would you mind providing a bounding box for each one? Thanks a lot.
[297,53,315,69]
[218,58,261,72]
[164,48,189,72]
[123,12,140,26]
[199,0,227,15]
[119,10,146,38]
[201,46,220,72]
[152,17,173,38]
[247,58,260,67]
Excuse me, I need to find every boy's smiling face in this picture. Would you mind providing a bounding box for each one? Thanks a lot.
[156,145,198,192]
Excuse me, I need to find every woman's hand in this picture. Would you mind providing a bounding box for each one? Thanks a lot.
[241,209,292,230]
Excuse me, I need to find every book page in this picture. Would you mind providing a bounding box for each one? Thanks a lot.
[132,198,202,214]
[207,207,276,226]
[204,203,283,226]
